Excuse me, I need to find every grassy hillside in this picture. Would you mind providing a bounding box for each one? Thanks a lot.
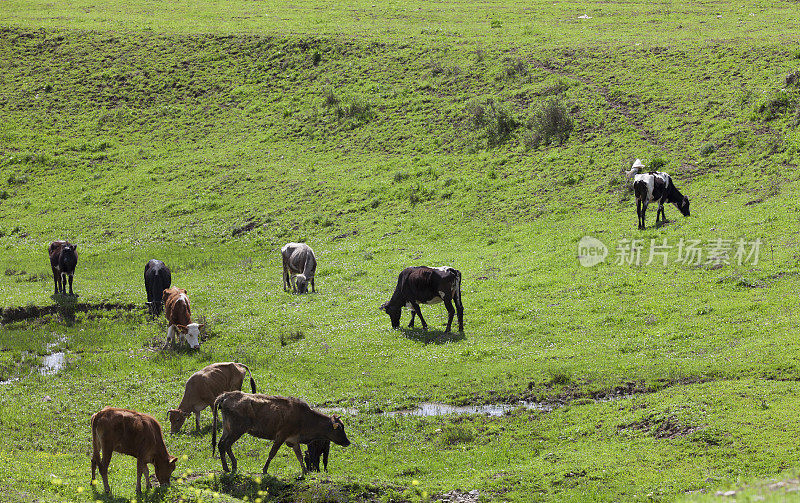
[2,1,800,502]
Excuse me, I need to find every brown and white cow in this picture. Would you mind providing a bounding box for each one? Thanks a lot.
[380,266,464,333]
[90,407,178,495]
[281,242,317,294]
[212,391,350,475]
[168,362,257,433]
[162,287,203,349]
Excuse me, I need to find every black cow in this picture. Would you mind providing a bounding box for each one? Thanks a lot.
[380,266,464,333]
[144,259,172,316]
[48,241,78,296]
[633,172,690,229]
[303,439,330,472]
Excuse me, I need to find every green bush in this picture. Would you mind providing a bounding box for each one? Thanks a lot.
[526,97,573,149]
[465,98,518,147]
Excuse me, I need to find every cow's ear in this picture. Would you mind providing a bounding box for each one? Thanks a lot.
[176,325,188,333]
[169,456,178,467]
[180,288,188,294]
[198,324,205,330]
[72,244,78,251]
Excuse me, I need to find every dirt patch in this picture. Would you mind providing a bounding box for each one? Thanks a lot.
[0,302,141,325]
[618,413,700,439]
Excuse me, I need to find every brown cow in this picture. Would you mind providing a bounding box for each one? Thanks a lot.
[168,362,257,433]
[162,287,203,349]
[211,391,350,475]
[90,407,178,495]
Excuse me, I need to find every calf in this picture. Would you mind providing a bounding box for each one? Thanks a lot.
[144,259,172,316]
[168,362,257,433]
[48,240,78,296]
[281,242,317,293]
[211,391,350,475]
[380,266,464,333]
[90,407,178,495]
[304,439,330,472]
[634,172,690,229]
[162,287,203,349]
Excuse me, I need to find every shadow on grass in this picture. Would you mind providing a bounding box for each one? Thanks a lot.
[399,327,465,344]
[91,483,170,503]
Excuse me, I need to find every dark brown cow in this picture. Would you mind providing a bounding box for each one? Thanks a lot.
[162,287,203,349]
[211,391,350,475]
[380,266,464,333]
[48,240,78,296]
[304,439,330,472]
[168,362,257,433]
[90,407,178,495]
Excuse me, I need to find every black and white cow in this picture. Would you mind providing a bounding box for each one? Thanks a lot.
[144,259,172,316]
[48,240,78,296]
[380,266,464,333]
[633,172,690,230]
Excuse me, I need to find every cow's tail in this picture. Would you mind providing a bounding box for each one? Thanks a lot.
[212,395,222,457]
[242,363,256,393]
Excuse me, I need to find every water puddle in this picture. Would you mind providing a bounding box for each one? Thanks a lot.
[0,337,69,384]
[39,351,67,375]
[324,395,634,418]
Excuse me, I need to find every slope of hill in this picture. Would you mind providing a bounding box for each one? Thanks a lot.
[2,2,800,501]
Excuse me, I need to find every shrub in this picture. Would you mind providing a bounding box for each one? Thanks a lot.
[757,90,795,120]
[465,98,518,147]
[699,143,716,156]
[526,97,573,148]
[648,157,667,171]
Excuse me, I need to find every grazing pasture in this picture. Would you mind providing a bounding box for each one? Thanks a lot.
[1,0,800,501]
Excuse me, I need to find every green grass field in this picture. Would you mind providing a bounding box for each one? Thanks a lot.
[2,0,800,501]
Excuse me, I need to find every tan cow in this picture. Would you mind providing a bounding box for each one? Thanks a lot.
[162,287,203,349]
[211,391,350,475]
[90,407,178,495]
[168,362,257,433]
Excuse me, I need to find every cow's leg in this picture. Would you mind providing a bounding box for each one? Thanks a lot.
[410,302,427,330]
[454,294,464,332]
[99,445,113,493]
[291,442,307,475]
[311,277,315,293]
[164,326,174,349]
[408,310,416,328]
[263,435,287,474]
[195,411,201,431]
[443,298,456,333]
[67,273,74,296]
[52,266,60,295]
[136,458,150,493]
[657,201,666,225]
[218,429,244,473]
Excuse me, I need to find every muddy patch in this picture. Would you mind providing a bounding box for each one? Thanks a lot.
[0,301,141,325]
[618,413,701,439]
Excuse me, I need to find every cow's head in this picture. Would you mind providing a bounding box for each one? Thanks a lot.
[295,274,309,294]
[168,409,191,433]
[678,196,690,216]
[176,323,203,349]
[380,301,401,328]
[328,415,351,447]
[155,455,178,487]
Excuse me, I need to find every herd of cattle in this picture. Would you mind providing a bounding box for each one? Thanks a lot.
[61,164,687,495]
[48,240,464,495]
